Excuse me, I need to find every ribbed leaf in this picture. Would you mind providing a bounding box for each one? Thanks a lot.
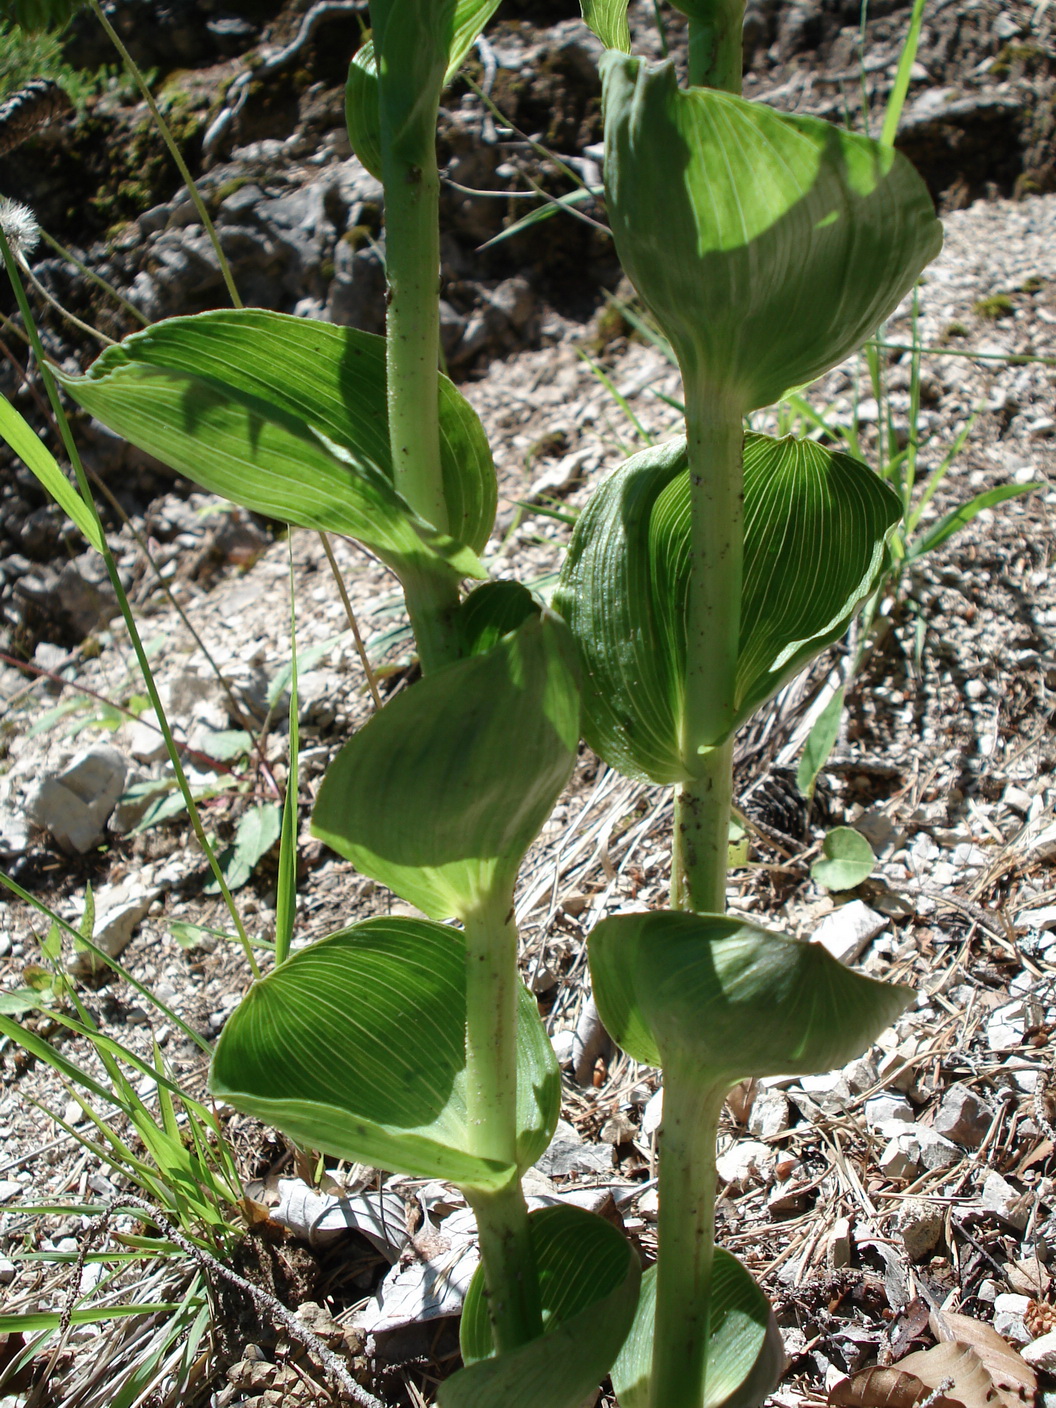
[736,433,901,719]
[345,40,382,180]
[601,54,943,411]
[554,432,900,782]
[371,0,456,159]
[0,395,104,553]
[346,1,504,181]
[57,309,495,573]
[580,0,631,51]
[456,581,539,658]
[312,613,581,920]
[589,910,913,1078]
[210,917,559,1188]
[444,1204,640,1408]
[612,1255,785,1408]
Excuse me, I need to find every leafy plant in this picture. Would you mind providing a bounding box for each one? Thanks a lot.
[0,0,952,1403]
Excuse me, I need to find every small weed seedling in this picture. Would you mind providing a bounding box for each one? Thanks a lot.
[0,1,969,1404]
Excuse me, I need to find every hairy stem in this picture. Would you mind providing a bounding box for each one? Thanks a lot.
[462,894,542,1351]
[377,38,462,671]
[673,378,743,913]
[382,134,447,531]
[671,735,735,913]
[651,1074,727,1408]
[686,0,746,91]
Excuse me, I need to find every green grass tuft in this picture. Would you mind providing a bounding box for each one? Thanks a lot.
[973,293,1015,321]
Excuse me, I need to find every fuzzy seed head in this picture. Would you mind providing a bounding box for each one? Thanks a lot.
[0,197,40,263]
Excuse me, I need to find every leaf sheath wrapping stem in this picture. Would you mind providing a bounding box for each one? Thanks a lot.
[461,896,543,1349]
[681,0,745,89]
[652,1076,727,1408]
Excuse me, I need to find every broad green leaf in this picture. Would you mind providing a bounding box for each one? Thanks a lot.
[57,310,495,576]
[601,55,943,411]
[346,2,504,180]
[372,0,455,147]
[210,917,559,1188]
[312,612,580,920]
[345,40,383,179]
[589,910,912,1077]
[810,826,874,892]
[554,433,900,782]
[612,1254,785,1408]
[0,987,47,1015]
[194,729,252,762]
[203,802,281,894]
[580,0,631,52]
[456,580,539,658]
[444,1204,640,1408]
[0,395,104,553]
[908,483,1041,561]
[796,685,845,800]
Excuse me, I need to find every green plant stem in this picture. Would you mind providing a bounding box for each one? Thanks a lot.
[650,1075,726,1408]
[382,135,446,531]
[685,0,745,90]
[671,735,735,913]
[87,0,243,311]
[400,563,463,675]
[379,61,462,673]
[462,895,542,1352]
[672,380,743,913]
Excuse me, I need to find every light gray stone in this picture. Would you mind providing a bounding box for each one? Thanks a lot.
[878,1122,959,1179]
[979,1170,1029,1229]
[716,1140,772,1189]
[987,998,1043,1053]
[25,745,128,853]
[812,901,887,964]
[797,1072,854,1115]
[1023,1330,1056,1373]
[865,1092,914,1128]
[748,1088,791,1139]
[933,1082,992,1148]
[641,1089,664,1136]
[896,1199,944,1262]
[66,881,160,976]
[534,1120,612,1179]
[993,1292,1032,1342]
[828,1217,853,1268]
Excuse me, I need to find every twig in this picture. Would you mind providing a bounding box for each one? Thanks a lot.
[318,532,382,709]
[112,1194,386,1408]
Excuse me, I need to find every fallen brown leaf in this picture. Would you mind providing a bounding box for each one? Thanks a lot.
[828,1363,961,1408]
[929,1310,1036,1407]
[829,1311,1037,1408]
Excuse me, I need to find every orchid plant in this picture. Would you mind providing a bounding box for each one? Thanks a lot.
[1,0,943,1403]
